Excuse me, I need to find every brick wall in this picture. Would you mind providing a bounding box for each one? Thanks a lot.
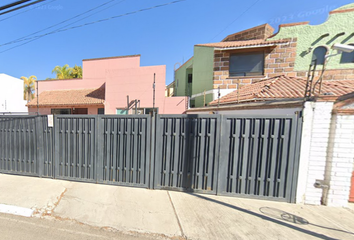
[222,24,274,41]
[324,114,354,207]
[213,38,298,90]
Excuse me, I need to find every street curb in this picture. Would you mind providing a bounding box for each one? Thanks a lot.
[0,204,34,217]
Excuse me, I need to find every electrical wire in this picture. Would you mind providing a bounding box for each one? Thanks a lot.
[0,0,57,22]
[2,0,122,45]
[0,0,186,54]
[0,0,31,11]
[210,0,262,41]
[0,0,45,16]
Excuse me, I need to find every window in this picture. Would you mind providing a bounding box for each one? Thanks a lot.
[98,108,104,114]
[51,108,71,114]
[340,44,354,63]
[116,109,128,115]
[312,46,327,65]
[188,74,193,83]
[135,108,158,115]
[229,52,264,77]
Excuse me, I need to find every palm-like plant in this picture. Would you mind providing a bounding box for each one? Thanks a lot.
[71,65,83,78]
[21,75,37,102]
[52,64,72,79]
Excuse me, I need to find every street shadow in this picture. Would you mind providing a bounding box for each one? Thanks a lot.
[260,207,354,236]
[186,193,344,240]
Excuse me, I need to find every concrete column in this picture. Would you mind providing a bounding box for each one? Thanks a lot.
[302,101,333,205]
[296,101,314,204]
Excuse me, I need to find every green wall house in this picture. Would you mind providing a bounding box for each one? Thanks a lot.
[174,3,354,108]
[269,3,354,72]
[174,46,216,108]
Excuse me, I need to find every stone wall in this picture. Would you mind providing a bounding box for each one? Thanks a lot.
[213,38,298,90]
[222,24,274,42]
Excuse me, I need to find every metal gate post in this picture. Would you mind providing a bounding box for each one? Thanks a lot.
[216,114,228,195]
[215,114,223,195]
[35,116,44,177]
[96,115,103,183]
[289,111,303,203]
[53,115,59,179]
[149,113,156,189]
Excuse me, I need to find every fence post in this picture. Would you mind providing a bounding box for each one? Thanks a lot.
[35,116,44,177]
[149,113,156,189]
[216,114,228,195]
[53,115,59,179]
[96,115,103,184]
[289,111,303,203]
[214,114,223,195]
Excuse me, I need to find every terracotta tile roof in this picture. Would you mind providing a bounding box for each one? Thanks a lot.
[210,75,354,106]
[27,86,105,107]
[195,39,289,49]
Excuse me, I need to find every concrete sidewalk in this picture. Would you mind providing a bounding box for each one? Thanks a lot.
[0,173,353,240]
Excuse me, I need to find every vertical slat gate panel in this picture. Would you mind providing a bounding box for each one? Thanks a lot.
[218,114,302,203]
[154,115,219,194]
[54,115,96,182]
[0,116,40,176]
[98,115,150,188]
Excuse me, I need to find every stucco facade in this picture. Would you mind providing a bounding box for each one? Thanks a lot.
[30,55,187,115]
[0,74,27,113]
[174,3,354,108]
[269,3,354,73]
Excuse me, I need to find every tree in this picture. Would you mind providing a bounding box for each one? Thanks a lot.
[52,64,72,79]
[21,75,37,102]
[51,64,83,79]
[71,65,82,78]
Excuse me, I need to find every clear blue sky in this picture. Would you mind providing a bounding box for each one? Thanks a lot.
[0,0,352,84]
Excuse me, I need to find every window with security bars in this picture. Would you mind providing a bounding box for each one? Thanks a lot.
[229,52,264,77]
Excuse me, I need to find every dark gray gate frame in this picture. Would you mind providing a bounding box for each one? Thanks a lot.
[0,112,303,203]
[153,114,222,194]
[216,113,303,203]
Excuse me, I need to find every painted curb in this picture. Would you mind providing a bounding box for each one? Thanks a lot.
[0,204,33,217]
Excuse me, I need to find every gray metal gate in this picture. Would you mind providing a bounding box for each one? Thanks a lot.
[0,113,302,203]
[54,115,97,182]
[97,115,151,188]
[0,116,53,177]
[217,114,302,202]
[0,116,38,176]
[153,115,221,194]
[53,115,151,188]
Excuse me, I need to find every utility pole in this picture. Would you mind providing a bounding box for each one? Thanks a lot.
[153,73,156,115]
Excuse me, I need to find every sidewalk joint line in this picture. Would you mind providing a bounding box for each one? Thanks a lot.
[167,191,186,239]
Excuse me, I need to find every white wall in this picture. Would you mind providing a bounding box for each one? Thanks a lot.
[324,114,354,207]
[298,101,354,207]
[298,101,333,205]
[0,74,27,113]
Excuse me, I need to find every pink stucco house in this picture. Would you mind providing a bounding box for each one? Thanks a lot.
[28,55,187,115]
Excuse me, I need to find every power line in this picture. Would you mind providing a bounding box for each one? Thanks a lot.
[2,0,122,45]
[0,0,57,22]
[0,0,45,16]
[210,0,262,41]
[0,0,31,11]
[0,0,186,53]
